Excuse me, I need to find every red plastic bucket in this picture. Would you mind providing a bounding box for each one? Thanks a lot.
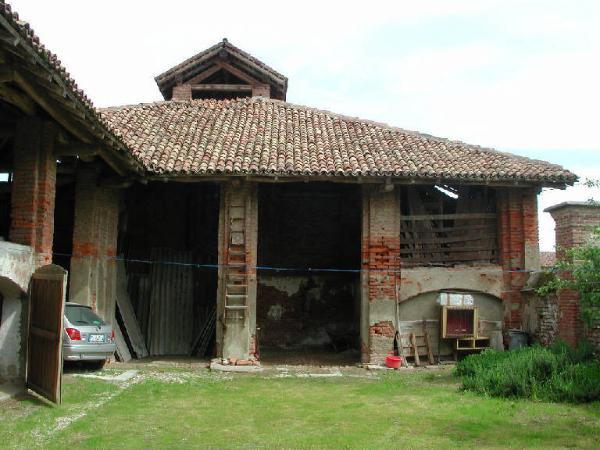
[385,355,402,369]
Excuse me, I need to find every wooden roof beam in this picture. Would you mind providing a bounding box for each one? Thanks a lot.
[216,61,261,85]
[54,143,99,158]
[13,69,93,143]
[0,83,36,115]
[191,84,252,92]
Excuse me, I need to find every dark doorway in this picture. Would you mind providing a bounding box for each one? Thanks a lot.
[257,183,361,365]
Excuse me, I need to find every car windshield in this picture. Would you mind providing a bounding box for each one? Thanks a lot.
[65,305,105,327]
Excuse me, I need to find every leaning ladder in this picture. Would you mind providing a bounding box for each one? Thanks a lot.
[224,199,248,321]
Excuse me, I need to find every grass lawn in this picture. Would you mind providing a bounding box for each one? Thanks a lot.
[1,365,599,449]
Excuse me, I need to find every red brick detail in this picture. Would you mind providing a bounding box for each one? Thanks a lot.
[370,321,395,338]
[9,118,57,266]
[497,188,539,329]
[172,84,192,101]
[362,187,400,363]
[549,204,600,347]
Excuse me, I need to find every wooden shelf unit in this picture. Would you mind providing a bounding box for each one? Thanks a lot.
[441,305,478,339]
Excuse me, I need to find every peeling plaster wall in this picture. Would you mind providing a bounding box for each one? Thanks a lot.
[0,242,34,380]
[398,290,503,355]
[398,266,504,301]
[257,273,360,349]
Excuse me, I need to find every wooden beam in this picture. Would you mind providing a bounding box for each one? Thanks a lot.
[402,213,497,221]
[13,70,92,143]
[191,83,252,92]
[216,61,261,85]
[98,176,134,189]
[54,143,99,158]
[0,66,14,83]
[0,83,36,115]
[187,64,222,84]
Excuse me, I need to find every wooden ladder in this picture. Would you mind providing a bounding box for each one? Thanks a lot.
[224,200,248,321]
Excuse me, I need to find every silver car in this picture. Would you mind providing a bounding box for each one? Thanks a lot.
[63,302,116,368]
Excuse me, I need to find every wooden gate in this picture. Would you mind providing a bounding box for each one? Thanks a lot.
[26,264,67,404]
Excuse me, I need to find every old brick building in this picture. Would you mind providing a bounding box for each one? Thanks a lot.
[0,2,580,380]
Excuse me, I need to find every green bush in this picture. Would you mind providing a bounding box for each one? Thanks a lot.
[455,344,600,403]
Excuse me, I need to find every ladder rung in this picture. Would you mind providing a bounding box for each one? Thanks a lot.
[226,294,247,300]
[225,305,248,310]
[228,274,246,279]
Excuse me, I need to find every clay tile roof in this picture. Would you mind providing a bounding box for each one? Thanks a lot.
[0,1,141,172]
[155,39,288,99]
[101,97,577,185]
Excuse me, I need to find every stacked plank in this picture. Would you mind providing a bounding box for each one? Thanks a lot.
[147,248,194,356]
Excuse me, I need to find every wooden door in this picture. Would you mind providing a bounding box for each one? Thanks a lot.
[26,264,67,404]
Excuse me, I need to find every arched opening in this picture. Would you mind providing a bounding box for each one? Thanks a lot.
[398,290,503,358]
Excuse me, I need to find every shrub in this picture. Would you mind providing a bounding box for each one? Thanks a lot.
[455,345,600,403]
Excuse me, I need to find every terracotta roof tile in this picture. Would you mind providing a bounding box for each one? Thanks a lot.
[101,97,577,184]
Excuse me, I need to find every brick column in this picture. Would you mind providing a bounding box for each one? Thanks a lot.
[546,202,600,347]
[360,186,400,364]
[69,165,120,323]
[172,84,192,101]
[497,187,540,330]
[9,118,57,267]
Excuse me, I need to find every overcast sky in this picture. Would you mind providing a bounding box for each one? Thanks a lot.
[9,0,600,251]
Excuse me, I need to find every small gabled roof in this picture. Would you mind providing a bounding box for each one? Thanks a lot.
[154,39,288,100]
[101,97,577,186]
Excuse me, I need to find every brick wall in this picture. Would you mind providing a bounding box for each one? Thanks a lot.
[9,118,57,267]
[547,202,600,347]
[69,165,120,323]
[172,84,192,101]
[361,186,400,364]
[497,188,540,330]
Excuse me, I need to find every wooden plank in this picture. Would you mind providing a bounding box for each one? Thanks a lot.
[400,245,497,254]
[116,260,148,359]
[401,213,496,221]
[400,223,497,233]
[400,234,496,245]
[410,333,420,366]
[114,322,132,362]
[191,83,252,92]
[423,321,435,365]
[26,264,67,404]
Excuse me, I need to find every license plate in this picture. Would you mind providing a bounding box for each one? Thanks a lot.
[89,334,105,343]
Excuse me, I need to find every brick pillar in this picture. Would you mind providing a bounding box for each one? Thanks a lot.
[497,188,540,330]
[546,202,600,347]
[69,165,120,324]
[216,181,258,361]
[172,84,192,101]
[360,186,400,364]
[9,118,57,267]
